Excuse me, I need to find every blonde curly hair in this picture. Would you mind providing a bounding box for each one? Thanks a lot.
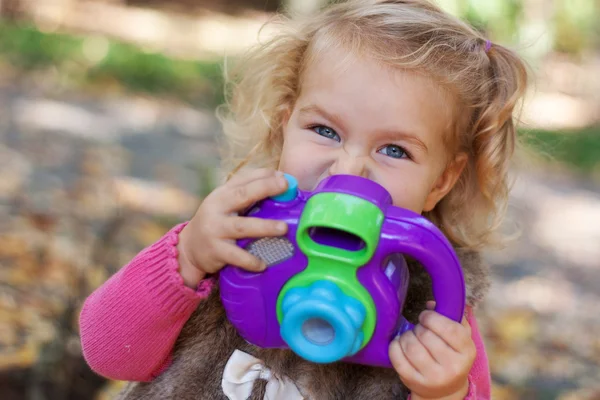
[217,0,529,250]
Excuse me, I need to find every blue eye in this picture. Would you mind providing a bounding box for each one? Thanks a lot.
[379,145,408,159]
[313,125,340,142]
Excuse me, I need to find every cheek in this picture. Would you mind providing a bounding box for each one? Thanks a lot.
[381,171,432,213]
[278,150,301,174]
[279,135,316,178]
[389,189,425,213]
[279,131,304,170]
[279,131,334,190]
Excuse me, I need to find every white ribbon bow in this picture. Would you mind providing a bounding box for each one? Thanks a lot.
[222,349,305,400]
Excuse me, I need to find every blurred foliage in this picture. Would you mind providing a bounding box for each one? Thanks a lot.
[464,0,523,43]
[520,126,600,175]
[126,0,283,13]
[0,20,225,108]
[552,0,599,55]
[437,0,599,58]
[1,9,598,179]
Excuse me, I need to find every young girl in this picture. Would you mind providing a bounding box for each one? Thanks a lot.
[79,0,528,398]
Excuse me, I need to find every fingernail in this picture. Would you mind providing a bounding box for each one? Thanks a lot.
[277,222,287,233]
[278,176,288,189]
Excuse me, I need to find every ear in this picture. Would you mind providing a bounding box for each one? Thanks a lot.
[423,152,468,212]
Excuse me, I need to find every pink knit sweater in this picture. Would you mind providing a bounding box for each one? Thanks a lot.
[79,223,491,398]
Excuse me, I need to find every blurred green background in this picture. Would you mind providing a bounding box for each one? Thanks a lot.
[0,0,598,399]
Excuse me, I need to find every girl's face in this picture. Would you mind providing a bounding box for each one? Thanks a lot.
[278,50,466,214]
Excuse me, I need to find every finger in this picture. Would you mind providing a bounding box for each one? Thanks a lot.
[389,338,424,385]
[226,168,279,186]
[223,216,288,239]
[219,174,288,213]
[461,314,471,330]
[426,300,436,310]
[398,331,437,376]
[413,323,456,366]
[217,241,267,272]
[418,310,472,353]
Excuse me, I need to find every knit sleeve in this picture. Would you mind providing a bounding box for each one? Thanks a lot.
[79,222,215,382]
[463,307,492,399]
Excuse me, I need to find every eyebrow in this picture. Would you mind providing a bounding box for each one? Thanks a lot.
[298,104,347,132]
[298,104,429,154]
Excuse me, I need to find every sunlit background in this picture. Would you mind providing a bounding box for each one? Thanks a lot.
[0,0,598,399]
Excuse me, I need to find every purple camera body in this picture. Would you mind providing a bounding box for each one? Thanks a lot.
[220,174,465,368]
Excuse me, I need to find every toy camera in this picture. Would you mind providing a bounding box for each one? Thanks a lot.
[220,174,465,368]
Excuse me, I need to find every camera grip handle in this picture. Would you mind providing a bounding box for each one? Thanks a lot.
[380,208,466,333]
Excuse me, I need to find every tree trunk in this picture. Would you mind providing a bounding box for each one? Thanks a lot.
[0,0,23,19]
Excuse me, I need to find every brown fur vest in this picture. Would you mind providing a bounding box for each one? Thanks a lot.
[118,249,489,400]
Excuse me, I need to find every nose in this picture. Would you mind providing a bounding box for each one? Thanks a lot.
[328,151,368,178]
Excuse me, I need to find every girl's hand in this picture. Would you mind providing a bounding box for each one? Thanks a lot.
[177,168,289,288]
[389,302,475,400]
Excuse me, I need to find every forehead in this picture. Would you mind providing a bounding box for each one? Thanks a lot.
[297,46,454,148]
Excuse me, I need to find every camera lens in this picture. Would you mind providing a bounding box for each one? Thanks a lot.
[302,318,335,345]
